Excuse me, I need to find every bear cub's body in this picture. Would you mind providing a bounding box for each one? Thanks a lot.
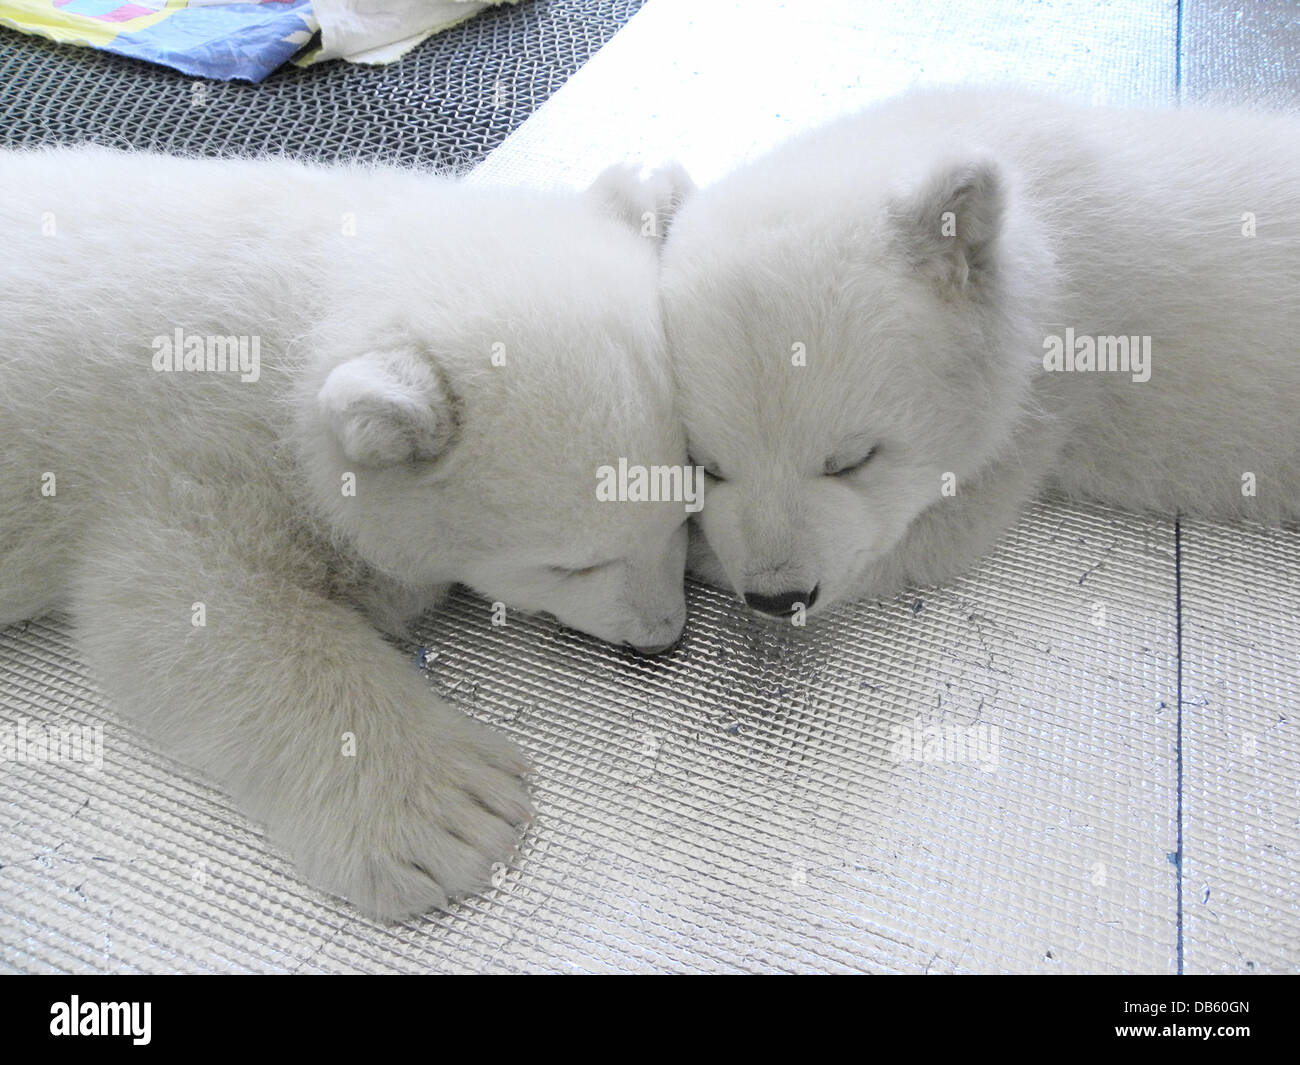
[0,147,688,919]
[659,90,1300,617]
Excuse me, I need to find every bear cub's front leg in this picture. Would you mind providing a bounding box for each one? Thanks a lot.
[74,516,532,921]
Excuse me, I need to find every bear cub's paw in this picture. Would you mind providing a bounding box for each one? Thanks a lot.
[271,703,533,923]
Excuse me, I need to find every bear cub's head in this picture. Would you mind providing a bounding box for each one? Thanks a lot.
[641,128,1051,618]
[297,180,690,653]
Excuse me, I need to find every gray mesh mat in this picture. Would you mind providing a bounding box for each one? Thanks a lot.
[0,0,647,168]
[2,0,1298,974]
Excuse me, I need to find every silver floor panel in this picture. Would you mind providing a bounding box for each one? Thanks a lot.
[2,0,1297,973]
[2,500,1181,973]
[1180,520,1300,974]
[1180,0,1300,105]
[470,0,1178,191]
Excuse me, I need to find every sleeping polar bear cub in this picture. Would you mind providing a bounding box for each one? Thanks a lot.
[0,146,687,920]
[650,89,1300,618]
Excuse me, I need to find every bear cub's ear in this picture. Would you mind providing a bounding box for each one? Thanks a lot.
[888,159,1005,292]
[316,350,456,466]
[588,161,696,243]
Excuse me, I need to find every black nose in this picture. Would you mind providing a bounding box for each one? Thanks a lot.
[743,586,818,617]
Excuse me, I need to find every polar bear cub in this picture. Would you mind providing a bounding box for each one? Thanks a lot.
[0,146,688,920]
[652,89,1300,618]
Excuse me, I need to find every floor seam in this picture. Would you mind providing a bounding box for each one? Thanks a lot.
[1174,512,1185,974]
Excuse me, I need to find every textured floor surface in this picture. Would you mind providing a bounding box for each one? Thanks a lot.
[1,0,1297,973]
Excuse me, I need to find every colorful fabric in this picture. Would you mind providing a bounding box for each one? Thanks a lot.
[0,0,509,82]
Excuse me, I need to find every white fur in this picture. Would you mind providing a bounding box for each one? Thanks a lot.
[0,146,688,919]
[649,90,1300,616]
